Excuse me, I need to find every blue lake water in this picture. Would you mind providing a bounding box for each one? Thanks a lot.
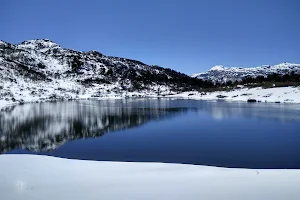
[1,99,300,168]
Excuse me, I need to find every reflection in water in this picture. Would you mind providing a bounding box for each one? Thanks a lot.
[1,99,300,168]
[198,100,300,123]
[0,100,188,153]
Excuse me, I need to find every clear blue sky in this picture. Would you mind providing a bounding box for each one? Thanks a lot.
[1,0,300,74]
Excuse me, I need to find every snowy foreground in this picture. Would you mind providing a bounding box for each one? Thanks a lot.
[0,155,300,200]
[167,86,300,103]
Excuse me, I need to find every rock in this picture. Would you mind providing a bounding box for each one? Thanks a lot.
[247,99,257,102]
[216,95,228,98]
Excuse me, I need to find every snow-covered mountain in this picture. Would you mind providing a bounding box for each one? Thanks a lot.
[192,63,300,83]
[0,39,203,106]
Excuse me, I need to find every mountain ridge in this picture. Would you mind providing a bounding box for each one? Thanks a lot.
[192,62,300,83]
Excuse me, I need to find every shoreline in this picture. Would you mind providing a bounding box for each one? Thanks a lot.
[1,86,300,110]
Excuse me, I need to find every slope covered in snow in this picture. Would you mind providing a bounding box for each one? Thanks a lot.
[0,39,206,108]
[1,155,300,200]
[192,63,300,83]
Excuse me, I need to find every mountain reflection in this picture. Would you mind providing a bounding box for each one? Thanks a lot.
[198,100,300,123]
[0,100,188,153]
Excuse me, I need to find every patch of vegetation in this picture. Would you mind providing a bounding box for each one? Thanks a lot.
[17,63,50,81]
[241,93,252,96]
[239,72,300,88]
[70,56,84,73]
[81,78,111,85]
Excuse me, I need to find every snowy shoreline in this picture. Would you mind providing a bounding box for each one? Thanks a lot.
[165,86,300,104]
[0,154,300,200]
[1,86,300,110]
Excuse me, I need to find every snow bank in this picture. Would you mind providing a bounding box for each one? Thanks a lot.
[0,99,11,109]
[167,86,300,103]
[0,155,300,200]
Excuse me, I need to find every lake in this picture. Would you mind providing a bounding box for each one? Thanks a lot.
[1,99,300,169]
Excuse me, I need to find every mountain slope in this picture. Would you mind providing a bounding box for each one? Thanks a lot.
[0,39,209,106]
[192,63,300,83]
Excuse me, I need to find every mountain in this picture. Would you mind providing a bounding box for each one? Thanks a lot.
[0,39,209,105]
[192,63,300,83]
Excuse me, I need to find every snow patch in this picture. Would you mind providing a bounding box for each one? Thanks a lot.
[209,65,225,71]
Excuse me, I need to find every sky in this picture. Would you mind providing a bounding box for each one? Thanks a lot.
[1,0,300,75]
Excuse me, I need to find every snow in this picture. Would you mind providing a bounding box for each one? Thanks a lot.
[273,62,300,69]
[0,100,11,109]
[209,65,225,71]
[18,39,60,50]
[0,40,6,45]
[0,155,299,200]
[166,86,300,104]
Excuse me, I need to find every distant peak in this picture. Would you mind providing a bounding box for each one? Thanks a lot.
[209,65,225,71]
[0,40,7,44]
[193,62,300,83]
[275,62,295,66]
[0,40,13,48]
[21,38,56,43]
[85,50,103,56]
[19,39,60,49]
